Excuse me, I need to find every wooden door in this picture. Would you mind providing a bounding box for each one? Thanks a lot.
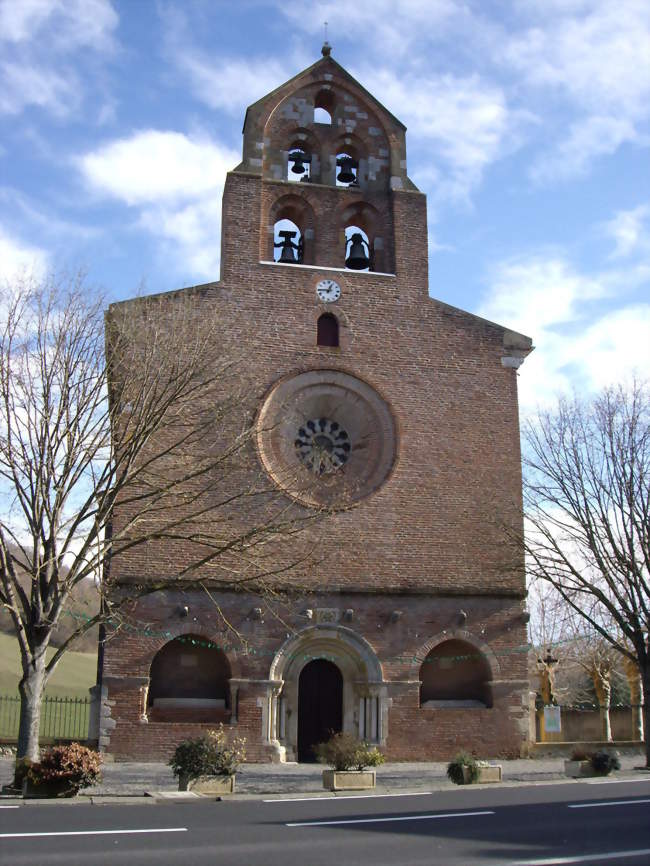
[297,659,343,762]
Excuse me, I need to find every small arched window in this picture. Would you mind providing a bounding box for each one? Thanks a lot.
[317,313,339,347]
[314,107,331,124]
[314,89,335,125]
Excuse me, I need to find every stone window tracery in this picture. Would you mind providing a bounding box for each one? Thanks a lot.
[295,417,350,475]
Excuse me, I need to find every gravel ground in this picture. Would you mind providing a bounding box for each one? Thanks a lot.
[1,753,646,797]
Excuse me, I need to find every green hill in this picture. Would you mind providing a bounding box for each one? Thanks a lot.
[0,632,97,698]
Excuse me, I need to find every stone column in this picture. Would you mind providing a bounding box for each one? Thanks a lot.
[228,682,240,724]
[623,656,645,742]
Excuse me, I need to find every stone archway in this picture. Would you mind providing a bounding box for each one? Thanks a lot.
[266,625,385,762]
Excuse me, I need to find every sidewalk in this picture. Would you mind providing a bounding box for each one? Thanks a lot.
[1,754,647,799]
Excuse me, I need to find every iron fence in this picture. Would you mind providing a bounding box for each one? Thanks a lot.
[0,694,91,742]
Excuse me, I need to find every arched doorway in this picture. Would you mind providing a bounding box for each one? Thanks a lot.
[298,658,343,762]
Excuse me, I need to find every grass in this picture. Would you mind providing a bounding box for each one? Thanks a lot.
[0,632,97,698]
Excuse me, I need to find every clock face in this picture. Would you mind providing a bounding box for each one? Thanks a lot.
[316,279,341,303]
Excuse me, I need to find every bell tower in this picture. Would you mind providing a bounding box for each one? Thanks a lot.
[220,43,427,287]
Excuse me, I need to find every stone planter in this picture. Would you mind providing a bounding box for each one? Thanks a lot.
[463,764,502,784]
[322,769,376,791]
[22,778,77,798]
[179,774,236,795]
[565,760,596,778]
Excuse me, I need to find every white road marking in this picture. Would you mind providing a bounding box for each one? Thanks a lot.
[513,848,650,865]
[586,778,650,785]
[265,791,433,803]
[0,805,20,809]
[287,809,494,827]
[568,798,650,809]
[0,828,188,839]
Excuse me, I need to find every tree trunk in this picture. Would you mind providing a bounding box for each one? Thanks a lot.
[623,657,644,742]
[599,705,612,742]
[16,657,47,764]
[642,665,650,769]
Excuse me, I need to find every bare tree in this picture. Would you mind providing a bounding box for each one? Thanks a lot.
[522,381,649,765]
[0,273,320,767]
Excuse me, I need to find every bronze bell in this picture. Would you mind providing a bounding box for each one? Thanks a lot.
[345,232,370,270]
[290,150,308,175]
[336,155,357,185]
[275,230,301,264]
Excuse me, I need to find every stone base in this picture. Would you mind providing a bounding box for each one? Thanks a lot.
[463,764,502,784]
[181,774,236,795]
[564,760,596,778]
[22,779,76,798]
[322,769,376,791]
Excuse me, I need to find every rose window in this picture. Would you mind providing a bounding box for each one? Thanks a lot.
[294,418,351,475]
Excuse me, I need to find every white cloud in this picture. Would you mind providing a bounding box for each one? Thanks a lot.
[78,130,239,280]
[478,256,606,334]
[504,0,650,180]
[362,68,519,202]
[531,115,637,183]
[477,251,650,410]
[78,131,236,205]
[0,0,117,50]
[0,59,78,116]
[0,227,48,283]
[276,0,461,59]
[603,204,650,258]
[0,0,118,117]
[177,53,296,115]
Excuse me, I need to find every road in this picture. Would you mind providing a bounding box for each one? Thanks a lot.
[1,778,649,865]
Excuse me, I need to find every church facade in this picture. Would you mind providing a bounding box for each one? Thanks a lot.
[98,48,533,762]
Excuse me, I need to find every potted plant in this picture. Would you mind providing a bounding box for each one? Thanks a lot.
[447,750,502,785]
[169,724,246,795]
[315,732,384,791]
[565,748,620,778]
[23,743,102,798]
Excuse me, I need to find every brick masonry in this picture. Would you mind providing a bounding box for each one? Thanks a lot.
[101,52,533,763]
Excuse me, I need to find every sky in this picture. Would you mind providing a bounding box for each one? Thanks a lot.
[0,0,648,412]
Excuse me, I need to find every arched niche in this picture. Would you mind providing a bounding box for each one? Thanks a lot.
[266,194,316,265]
[419,638,493,708]
[147,634,232,721]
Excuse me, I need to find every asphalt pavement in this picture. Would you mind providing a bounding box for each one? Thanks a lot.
[1,777,650,865]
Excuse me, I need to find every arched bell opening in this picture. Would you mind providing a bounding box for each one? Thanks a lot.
[147,634,232,722]
[344,225,371,271]
[267,194,316,265]
[420,638,493,708]
[274,218,303,264]
[287,147,311,183]
[333,136,366,189]
[317,312,339,347]
[314,88,335,125]
[339,201,386,272]
[336,150,359,188]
